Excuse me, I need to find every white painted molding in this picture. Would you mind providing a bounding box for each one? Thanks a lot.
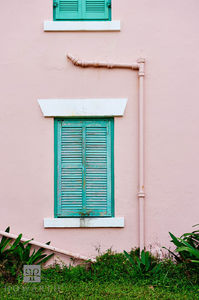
[44,217,124,228]
[44,20,120,32]
[38,98,127,117]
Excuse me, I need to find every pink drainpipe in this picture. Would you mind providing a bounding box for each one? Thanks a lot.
[67,54,146,251]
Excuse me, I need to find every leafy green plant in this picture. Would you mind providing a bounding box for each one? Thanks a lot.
[41,249,199,288]
[0,227,54,283]
[124,249,161,275]
[165,225,199,265]
[89,249,134,282]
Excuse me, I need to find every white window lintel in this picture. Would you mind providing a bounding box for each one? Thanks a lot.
[38,98,127,117]
[44,217,124,228]
[44,20,121,32]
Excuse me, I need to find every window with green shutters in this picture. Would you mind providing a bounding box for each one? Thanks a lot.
[53,0,111,21]
[54,118,114,217]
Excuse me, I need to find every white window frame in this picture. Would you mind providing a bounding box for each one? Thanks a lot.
[38,98,127,228]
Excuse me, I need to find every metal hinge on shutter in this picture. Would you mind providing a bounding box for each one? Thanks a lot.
[107,0,111,8]
[53,1,59,8]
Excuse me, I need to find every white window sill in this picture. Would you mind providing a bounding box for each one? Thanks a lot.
[43,21,121,32]
[44,217,124,228]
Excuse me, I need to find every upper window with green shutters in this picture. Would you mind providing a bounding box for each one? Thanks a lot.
[53,0,111,21]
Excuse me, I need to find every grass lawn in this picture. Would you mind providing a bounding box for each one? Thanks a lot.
[1,247,199,299]
[0,281,199,299]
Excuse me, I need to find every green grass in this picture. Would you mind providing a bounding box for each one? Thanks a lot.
[0,281,199,299]
[1,250,199,299]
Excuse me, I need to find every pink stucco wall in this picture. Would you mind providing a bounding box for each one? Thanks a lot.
[0,0,199,258]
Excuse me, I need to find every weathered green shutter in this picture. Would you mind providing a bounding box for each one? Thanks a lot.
[57,120,84,216]
[55,119,113,217]
[53,0,110,20]
[53,0,82,20]
[85,120,112,216]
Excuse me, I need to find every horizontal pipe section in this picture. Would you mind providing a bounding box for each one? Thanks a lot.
[67,54,139,70]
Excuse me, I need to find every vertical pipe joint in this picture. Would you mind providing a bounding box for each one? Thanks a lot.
[137,191,145,198]
[137,58,145,77]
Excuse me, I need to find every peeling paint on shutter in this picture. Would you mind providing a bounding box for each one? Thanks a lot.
[55,119,113,217]
[57,121,84,216]
[85,121,111,216]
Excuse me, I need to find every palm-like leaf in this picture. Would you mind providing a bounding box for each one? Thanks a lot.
[0,227,54,283]
[124,250,159,274]
[167,225,199,264]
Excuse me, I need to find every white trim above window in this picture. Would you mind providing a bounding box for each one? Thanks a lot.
[38,98,127,117]
[43,21,121,32]
[44,217,124,228]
